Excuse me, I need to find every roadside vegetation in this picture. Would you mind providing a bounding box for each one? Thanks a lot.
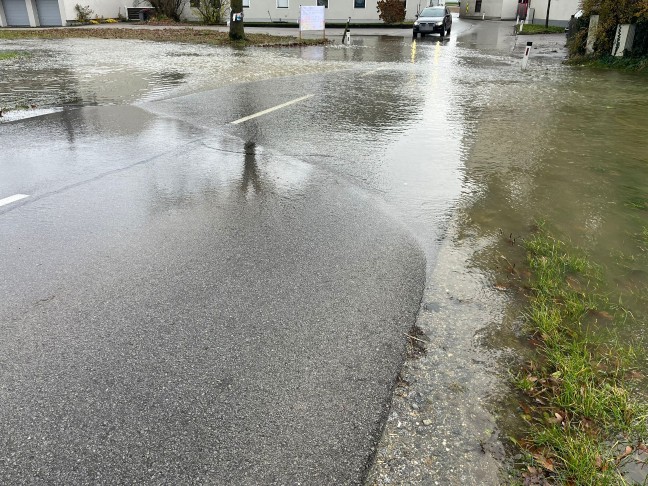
[516,24,565,35]
[0,51,26,61]
[0,27,327,47]
[511,224,647,484]
[567,0,648,71]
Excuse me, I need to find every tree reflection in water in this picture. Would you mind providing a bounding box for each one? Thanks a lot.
[240,141,262,197]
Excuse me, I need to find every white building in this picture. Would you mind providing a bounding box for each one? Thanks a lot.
[459,0,578,26]
[1,0,428,27]
[0,0,125,27]
[181,0,421,23]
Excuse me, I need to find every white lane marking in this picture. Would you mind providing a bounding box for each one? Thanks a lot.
[230,94,314,125]
[0,194,29,207]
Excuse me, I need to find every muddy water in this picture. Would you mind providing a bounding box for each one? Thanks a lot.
[439,56,648,485]
[463,67,648,340]
[0,37,345,116]
[366,29,648,484]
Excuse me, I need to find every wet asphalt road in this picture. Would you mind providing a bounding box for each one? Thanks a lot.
[0,84,426,482]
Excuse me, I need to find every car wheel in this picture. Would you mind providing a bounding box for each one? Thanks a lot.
[413,32,417,38]
[421,32,426,37]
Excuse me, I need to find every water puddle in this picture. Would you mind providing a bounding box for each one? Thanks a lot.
[0,38,349,118]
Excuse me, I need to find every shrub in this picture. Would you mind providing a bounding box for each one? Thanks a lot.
[74,4,94,22]
[145,0,186,22]
[195,0,230,24]
[376,0,405,24]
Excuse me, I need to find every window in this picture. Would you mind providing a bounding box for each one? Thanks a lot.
[243,0,250,7]
[354,0,365,8]
[317,0,328,7]
[277,0,288,7]
[475,0,482,12]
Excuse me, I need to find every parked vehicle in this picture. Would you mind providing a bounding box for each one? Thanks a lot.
[413,6,452,38]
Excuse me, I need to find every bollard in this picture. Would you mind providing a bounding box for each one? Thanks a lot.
[521,41,532,70]
[342,16,351,45]
[519,19,524,32]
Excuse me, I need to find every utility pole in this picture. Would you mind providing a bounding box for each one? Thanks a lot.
[545,0,551,28]
[230,0,245,40]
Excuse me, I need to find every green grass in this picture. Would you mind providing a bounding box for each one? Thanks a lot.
[517,23,566,35]
[0,51,25,61]
[513,223,647,484]
[0,28,329,47]
[566,55,648,73]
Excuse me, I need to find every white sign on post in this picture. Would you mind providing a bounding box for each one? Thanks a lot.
[299,6,325,34]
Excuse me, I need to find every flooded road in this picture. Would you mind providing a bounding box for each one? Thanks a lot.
[1,19,647,484]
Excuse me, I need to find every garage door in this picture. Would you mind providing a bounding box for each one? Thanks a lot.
[2,0,30,26]
[35,0,61,26]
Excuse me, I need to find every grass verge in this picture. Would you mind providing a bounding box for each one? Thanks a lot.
[0,50,26,60]
[0,28,328,47]
[513,224,647,484]
[566,55,648,73]
[517,24,565,35]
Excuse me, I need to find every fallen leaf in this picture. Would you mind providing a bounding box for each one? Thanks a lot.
[616,446,633,463]
[533,453,555,472]
[520,402,532,415]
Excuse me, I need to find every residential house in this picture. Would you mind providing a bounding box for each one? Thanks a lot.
[0,0,125,27]
[460,0,578,26]
[182,0,421,23]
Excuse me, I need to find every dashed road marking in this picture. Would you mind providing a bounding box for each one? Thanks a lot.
[230,95,314,125]
[0,194,29,207]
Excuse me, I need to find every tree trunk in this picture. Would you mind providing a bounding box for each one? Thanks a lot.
[545,0,551,28]
[229,0,245,40]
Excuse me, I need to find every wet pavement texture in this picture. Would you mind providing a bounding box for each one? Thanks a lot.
[3,17,646,485]
[0,105,425,484]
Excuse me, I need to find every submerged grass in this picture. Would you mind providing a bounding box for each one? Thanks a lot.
[0,28,328,47]
[513,223,648,484]
[0,50,26,60]
[566,55,648,73]
[517,24,565,35]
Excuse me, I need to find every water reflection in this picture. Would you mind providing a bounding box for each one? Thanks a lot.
[241,141,262,197]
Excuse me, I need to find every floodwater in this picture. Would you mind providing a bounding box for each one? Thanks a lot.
[1,22,647,483]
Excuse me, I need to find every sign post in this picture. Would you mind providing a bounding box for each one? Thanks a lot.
[521,41,532,70]
[299,6,326,40]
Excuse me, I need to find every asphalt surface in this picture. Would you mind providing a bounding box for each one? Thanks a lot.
[0,101,425,483]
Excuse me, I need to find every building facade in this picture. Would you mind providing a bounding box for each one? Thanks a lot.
[459,0,578,25]
[1,0,429,27]
[0,0,125,27]
[182,0,421,23]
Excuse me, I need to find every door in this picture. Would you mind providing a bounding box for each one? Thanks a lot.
[2,0,30,26]
[35,0,62,26]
